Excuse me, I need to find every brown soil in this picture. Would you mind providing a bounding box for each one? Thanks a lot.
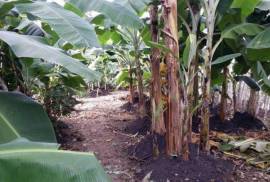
[130,136,269,182]
[124,116,151,135]
[56,91,270,182]
[57,91,140,181]
[89,87,114,98]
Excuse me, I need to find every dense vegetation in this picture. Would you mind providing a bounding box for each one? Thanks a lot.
[1,0,270,181]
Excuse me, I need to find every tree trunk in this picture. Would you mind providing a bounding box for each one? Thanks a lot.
[200,0,218,152]
[263,96,269,121]
[150,4,166,157]
[200,67,211,152]
[162,0,182,156]
[237,82,244,112]
[232,79,237,114]
[135,56,145,115]
[193,52,199,114]
[129,66,135,104]
[247,89,259,117]
[219,67,228,121]
[183,10,200,160]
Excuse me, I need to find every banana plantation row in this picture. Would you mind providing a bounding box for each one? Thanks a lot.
[0,0,269,181]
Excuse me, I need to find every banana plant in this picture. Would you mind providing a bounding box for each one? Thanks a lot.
[0,0,148,86]
[214,0,270,118]
[0,91,111,182]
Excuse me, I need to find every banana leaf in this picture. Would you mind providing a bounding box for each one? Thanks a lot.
[0,149,111,182]
[68,0,143,29]
[0,91,56,144]
[16,1,99,48]
[0,31,101,82]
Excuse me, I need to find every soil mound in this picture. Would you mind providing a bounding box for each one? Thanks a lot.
[55,121,84,145]
[193,112,267,134]
[128,135,165,160]
[124,116,151,135]
[120,102,136,112]
[130,136,234,182]
[89,87,113,98]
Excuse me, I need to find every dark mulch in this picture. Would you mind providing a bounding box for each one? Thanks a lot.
[124,111,268,181]
[120,101,137,112]
[54,121,84,145]
[129,136,234,182]
[124,116,151,135]
[124,108,267,138]
[128,135,165,160]
[89,88,113,98]
[193,112,267,134]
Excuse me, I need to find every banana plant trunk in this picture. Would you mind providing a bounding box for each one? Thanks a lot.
[200,64,211,152]
[247,88,259,117]
[232,79,237,114]
[135,56,145,116]
[183,52,198,160]
[200,0,219,152]
[129,66,135,104]
[193,52,200,114]
[162,0,182,156]
[219,67,228,121]
[150,3,166,157]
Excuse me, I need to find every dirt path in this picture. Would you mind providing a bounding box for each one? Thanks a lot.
[58,91,140,182]
[57,91,270,182]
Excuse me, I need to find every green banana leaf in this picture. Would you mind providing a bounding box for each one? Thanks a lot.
[257,0,270,10]
[0,0,30,18]
[16,1,99,48]
[0,149,111,182]
[247,28,270,61]
[115,69,129,85]
[0,138,59,151]
[212,53,241,65]
[0,91,56,144]
[234,75,261,91]
[118,0,151,13]
[251,62,270,95]
[222,23,264,40]
[68,0,143,29]
[231,0,261,19]
[0,31,100,82]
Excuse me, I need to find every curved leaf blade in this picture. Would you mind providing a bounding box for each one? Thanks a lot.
[0,0,30,18]
[0,150,111,182]
[234,76,260,91]
[222,23,264,39]
[212,53,241,65]
[0,92,56,144]
[231,0,261,19]
[0,31,100,82]
[247,28,270,61]
[118,0,151,13]
[0,138,59,151]
[68,0,143,29]
[257,0,270,11]
[16,2,99,48]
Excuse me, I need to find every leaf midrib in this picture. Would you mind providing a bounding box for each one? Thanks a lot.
[0,148,94,156]
[42,2,89,47]
[0,113,21,138]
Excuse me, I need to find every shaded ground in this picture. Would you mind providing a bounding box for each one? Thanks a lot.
[56,91,270,182]
[123,108,268,139]
[57,91,140,181]
[137,145,234,182]
[193,111,268,134]
[129,135,270,182]
[89,87,114,98]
